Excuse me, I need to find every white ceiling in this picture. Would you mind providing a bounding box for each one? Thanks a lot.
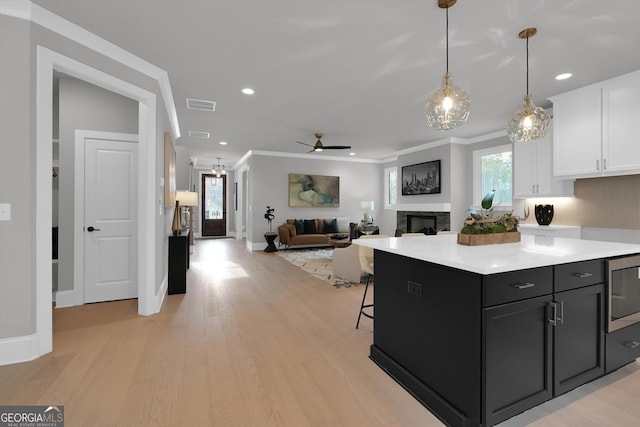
[32,0,640,168]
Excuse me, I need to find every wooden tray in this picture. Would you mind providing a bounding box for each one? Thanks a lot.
[457,231,521,246]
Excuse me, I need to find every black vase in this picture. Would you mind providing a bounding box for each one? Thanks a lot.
[535,204,554,225]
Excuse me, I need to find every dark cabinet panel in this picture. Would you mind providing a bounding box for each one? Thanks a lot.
[554,284,605,395]
[168,231,189,294]
[483,296,553,426]
[606,321,640,373]
[483,266,553,306]
[374,251,483,427]
[554,259,604,292]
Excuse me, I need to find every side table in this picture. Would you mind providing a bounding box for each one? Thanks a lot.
[264,232,278,252]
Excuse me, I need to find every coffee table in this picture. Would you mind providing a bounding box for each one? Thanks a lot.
[328,238,351,248]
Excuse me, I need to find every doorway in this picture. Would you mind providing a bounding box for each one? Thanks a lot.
[201,173,227,236]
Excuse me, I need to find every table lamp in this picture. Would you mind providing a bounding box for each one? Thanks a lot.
[176,191,198,246]
[360,200,374,224]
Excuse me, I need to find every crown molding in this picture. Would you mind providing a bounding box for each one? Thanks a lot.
[1,0,180,140]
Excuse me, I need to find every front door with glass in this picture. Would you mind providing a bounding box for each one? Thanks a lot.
[202,173,226,236]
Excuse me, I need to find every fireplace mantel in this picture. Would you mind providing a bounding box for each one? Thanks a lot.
[392,203,451,212]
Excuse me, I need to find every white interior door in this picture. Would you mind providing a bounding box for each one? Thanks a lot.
[84,137,138,303]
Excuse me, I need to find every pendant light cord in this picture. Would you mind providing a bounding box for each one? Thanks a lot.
[445,6,449,73]
[526,36,529,95]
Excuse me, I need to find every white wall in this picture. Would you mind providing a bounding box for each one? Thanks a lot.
[0,12,174,346]
[57,76,138,292]
[0,15,34,338]
[248,154,383,245]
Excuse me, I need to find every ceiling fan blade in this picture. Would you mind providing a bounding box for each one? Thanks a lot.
[322,145,352,149]
[296,140,313,147]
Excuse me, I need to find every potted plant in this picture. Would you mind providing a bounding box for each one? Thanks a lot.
[457,190,520,245]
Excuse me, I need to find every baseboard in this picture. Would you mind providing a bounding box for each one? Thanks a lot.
[153,274,168,313]
[0,333,40,366]
[54,290,75,308]
[250,240,269,251]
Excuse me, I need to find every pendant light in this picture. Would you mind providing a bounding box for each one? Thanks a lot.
[507,28,550,143]
[425,0,470,130]
[212,157,226,178]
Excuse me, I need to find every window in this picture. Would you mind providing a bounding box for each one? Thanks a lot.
[473,144,512,207]
[384,167,398,208]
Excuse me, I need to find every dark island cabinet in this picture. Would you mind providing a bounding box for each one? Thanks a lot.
[483,295,553,426]
[371,251,608,427]
[553,283,605,395]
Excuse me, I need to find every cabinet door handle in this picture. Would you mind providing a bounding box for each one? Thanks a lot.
[532,184,535,194]
[512,282,535,289]
[549,301,558,326]
[557,301,564,325]
[624,341,640,349]
[596,159,600,171]
[536,184,539,194]
[87,226,101,232]
[573,272,593,278]
[603,158,607,170]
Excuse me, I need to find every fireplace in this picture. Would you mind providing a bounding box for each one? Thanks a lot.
[397,211,451,235]
[407,215,437,234]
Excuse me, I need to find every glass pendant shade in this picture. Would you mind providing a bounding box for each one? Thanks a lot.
[508,27,549,143]
[507,95,550,143]
[426,72,471,130]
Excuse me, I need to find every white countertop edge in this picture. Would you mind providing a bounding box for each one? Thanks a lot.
[352,234,640,275]
[518,224,581,230]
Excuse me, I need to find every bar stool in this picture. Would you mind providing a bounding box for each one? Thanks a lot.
[356,234,388,329]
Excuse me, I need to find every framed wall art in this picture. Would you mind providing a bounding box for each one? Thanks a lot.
[402,159,441,195]
[288,174,340,207]
[164,132,176,207]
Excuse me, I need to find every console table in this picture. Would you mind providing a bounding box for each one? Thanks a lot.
[168,230,190,294]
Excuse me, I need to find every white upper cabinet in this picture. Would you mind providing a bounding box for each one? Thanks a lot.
[513,119,574,198]
[551,70,640,179]
[602,74,640,174]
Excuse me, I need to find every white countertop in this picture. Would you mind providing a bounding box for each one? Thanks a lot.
[352,234,640,275]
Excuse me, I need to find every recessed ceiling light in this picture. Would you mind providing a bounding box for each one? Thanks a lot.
[349,152,356,156]
[241,88,255,95]
[219,141,227,145]
[555,73,573,80]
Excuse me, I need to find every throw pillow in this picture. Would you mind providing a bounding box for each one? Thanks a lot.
[294,219,305,235]
[323,218,339,233]
[336,217,350,233]
[303,219,317,234]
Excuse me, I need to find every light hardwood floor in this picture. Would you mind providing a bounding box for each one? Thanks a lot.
[1,238,639,426]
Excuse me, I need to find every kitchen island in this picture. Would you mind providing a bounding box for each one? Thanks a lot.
[354,234,640,427]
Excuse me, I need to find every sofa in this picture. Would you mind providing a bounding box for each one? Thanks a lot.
[277,217,351,248]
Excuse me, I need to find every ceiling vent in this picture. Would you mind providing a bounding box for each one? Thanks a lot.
[188,131,210,139]
[186,98,216,111]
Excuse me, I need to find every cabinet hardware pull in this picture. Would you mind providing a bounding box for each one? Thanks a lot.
[536,184,539,194]
[549,302,558,326]
[596,159,600,171]
[573,272,593,278]
[512,282,535,289]
[557,301,564,325]
[624,341,640,349]
[603,158,607,170]
[532,185,535,194]
[87,226,101,232]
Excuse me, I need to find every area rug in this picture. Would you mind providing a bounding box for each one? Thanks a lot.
[275,248,361,288]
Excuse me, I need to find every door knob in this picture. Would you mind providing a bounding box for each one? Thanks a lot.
[87,226,101,232]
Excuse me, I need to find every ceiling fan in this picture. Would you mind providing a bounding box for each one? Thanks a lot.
[296,133,351,152]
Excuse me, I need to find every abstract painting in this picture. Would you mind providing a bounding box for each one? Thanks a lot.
[289,174,340,207]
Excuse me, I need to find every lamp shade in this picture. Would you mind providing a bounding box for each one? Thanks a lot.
[360,200,374,211]
[176,191,199,207]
